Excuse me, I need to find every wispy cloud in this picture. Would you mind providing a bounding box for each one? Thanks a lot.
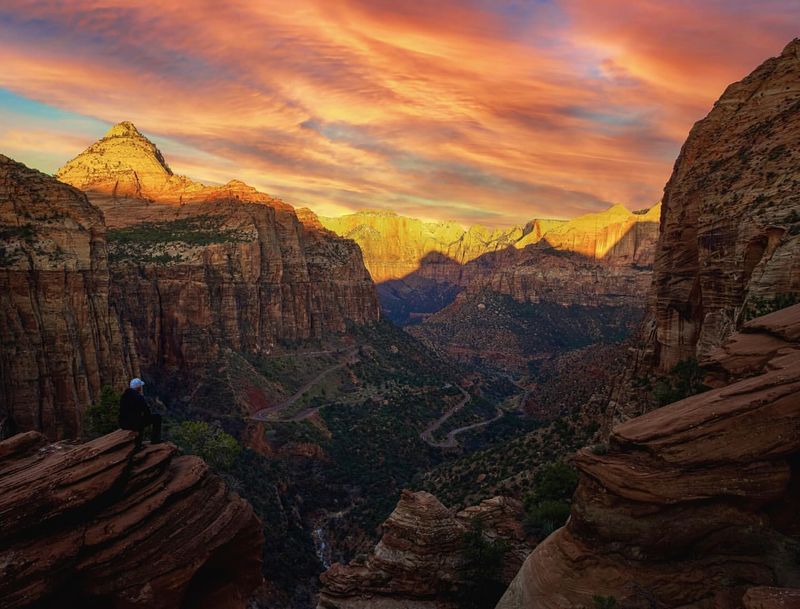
[0,0,796,225]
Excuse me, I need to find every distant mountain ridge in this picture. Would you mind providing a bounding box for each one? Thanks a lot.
[319,203,659,285]
[320,203,659,327]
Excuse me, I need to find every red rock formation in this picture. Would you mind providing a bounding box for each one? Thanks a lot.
[319,205,659,288]
[318,491,534,609]
[53,123,379,418]
[497,304,800,609]
[56,121,197,202]
[0,429,263,609]
[651,39,800,371]
[333,205,658,327]
[0,155,133,439]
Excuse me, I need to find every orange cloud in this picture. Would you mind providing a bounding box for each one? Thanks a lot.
[0,0,796,226]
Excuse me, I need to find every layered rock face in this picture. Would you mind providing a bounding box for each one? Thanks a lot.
[470,204,659,310]
[318,491,534,609]
[409,290,638,375]
[405,205,659,368]
[321,205,659,285]
[0,429,263,609]
[322,205,659,325]
[535,203,660,265]
[652,39,800,370]
[0,156,132,438]
[318,211,538,283]
[497,304,800,609]
[55,123,379,414]
[321,206,657,286]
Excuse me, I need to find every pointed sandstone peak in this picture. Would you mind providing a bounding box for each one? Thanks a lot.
[56,120,182,198]
[55,122,294,213]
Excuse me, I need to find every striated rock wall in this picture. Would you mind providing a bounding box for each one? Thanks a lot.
[497,304,800,609]
[321,205,658,288]
[2,122,380,437]
[318,491,534,609]
[0,156,133,439]
[651,39,800,370]
[323,206,658,325]
[54,124,379,415]
[318,210,541,284]
[0,429,264,609]
[106,200,378,375]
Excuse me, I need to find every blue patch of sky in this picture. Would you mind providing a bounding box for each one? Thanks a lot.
[565,106,643,128]
[300,118,397,158]
[0,88,104,129]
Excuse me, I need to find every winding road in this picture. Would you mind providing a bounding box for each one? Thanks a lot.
[249,348,359,422]
[419,380,530,449]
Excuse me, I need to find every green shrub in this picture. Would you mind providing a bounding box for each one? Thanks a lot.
[525,499,571,535]
[457,518,510,609]
[85,385,121,438]
[170,420,242,471]
[593,595,618,609]
[652,358,709,406]
[744,293,800,322]
[107,215,251,264]
[523,461,578,535]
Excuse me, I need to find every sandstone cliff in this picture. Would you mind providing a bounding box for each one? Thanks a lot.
[405,204,659,369]
[0,156,133,438]
[497,304,800,609]
[320,205,658,286]
[0,429,263,609]
[322,205,658,325]
[319,210,554,284]
[651,39,800,370]
[54,123,379,419]
[318,491,534,609]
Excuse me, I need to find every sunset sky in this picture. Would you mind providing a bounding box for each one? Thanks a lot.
[0,1,798,226]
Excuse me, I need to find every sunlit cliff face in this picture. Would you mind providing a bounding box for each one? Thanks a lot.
[320,203,661,283]
[0,1,797,226]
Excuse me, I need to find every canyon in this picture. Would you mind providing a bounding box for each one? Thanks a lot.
[310,39,800,609]
[0,35,799,609]
[498,303,800,609]
[496,38,800,609]
[321,204,660,326]
[321,204,659,373]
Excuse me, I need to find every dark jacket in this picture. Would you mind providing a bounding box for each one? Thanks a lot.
[119,388,150,431]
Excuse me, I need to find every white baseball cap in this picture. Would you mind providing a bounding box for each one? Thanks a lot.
[130,378,145,389]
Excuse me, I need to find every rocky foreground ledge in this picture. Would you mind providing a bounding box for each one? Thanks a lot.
[497,304,800,609]
[0,430,263,609]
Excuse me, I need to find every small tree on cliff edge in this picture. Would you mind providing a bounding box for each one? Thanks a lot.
[85,385,121,438]
[523,461,579,535]
[456,517,509,609]
[170,420,241,471]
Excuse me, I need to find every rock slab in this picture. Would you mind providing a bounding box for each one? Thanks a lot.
[0,429,263,609]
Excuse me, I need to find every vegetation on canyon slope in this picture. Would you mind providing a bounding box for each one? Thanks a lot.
[107,214,251,264]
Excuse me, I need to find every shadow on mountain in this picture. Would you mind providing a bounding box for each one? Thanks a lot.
[376,217,658,327]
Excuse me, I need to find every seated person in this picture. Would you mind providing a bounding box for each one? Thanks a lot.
[119,378,161,446]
